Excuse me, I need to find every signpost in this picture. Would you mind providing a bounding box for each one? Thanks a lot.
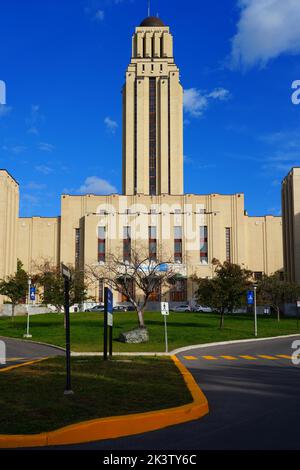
[61,263,73,395]
[247,289,257,337]
[24,277,32,339]
[297,300,300,329]
[161,302,169,353]
[30,286,36,302]
[104,287,113,360]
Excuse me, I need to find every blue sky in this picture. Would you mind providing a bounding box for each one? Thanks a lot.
[1,0,300,217]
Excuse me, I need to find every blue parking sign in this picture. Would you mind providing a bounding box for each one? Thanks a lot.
[106,288,113,314]
[247,290,254,305]
[30,287,36,301]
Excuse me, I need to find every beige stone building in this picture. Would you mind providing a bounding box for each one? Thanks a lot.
[0,16,285,306]
[282,167,300,284]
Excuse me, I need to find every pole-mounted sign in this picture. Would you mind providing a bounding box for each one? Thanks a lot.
[104,287,113,360]
[161,302,169,353]
[61,263,73,395]
[247,291,254,305]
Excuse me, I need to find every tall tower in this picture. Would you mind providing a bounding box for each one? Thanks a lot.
[122,16,184,196]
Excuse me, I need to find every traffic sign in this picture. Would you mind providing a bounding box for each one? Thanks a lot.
[247,291,254,305]
[30,286,36,301]
[161,302,169,316]
[61,263,71,280]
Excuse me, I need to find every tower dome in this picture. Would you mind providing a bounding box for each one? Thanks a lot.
[139,16,165,27]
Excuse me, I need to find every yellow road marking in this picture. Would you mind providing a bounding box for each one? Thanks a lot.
[7,357,24,362]
[220,356,238,360]
[257,355,278,360]
[202,356,218,360]
[0,358,49,373]
[240,355,257,360]
[276,355,292,359]
[183,356,198,360]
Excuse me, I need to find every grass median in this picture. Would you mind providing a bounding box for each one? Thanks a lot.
[0,311,299,352]
[0,356,192,435]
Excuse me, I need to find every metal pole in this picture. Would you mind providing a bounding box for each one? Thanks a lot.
[254,286,258,337]
[64,277,73,395]
[164,315,168,353]
[24,278,32,338]
[109,324,113,358]
[103,287,108,361]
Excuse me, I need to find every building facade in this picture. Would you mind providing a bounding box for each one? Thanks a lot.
[0,16,285,307]
[282,167,300,284]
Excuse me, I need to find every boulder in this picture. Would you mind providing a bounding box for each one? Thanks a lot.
[119,328,149,344]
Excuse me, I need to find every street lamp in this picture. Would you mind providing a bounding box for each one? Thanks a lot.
[253,284,258,337]
[24,276,32,339]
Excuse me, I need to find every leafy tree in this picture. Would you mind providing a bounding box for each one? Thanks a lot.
[194,259,252,329]
[0,260,28,321]
[36,262,89,324]
[88,247,174,329]
[257,272,300,322]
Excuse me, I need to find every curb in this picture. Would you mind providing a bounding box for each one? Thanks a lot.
[0,355,209,449]
[0,335,66,353]
[171,333,300,355]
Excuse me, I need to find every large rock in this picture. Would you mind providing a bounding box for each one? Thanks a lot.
[119,328,149,344]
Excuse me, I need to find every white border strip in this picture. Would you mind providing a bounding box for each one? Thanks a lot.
[171,334,300,355]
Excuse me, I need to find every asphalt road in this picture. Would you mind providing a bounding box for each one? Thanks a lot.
[51,335,300,451]
[0,336,64,369]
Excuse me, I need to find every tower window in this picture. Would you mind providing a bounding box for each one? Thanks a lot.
[174,226,183,263]
[98,226,106,263]
[149,226,157,261]
[149,78,157,195]
[225,227,231,263]
[123,226,131,262]
[75,228,80,269]
[200,226,208,264]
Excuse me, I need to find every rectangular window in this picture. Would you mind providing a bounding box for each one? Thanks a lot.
[149,78,157,195]
[200,226,208,264]
[98,226,106,263]
[134,80,137,193]
[174,226,183,263]
[253,271,263,281]
[99,279,104,303]
[75,228,80,269]
[170,278,187,302]
[225,227,231,263]
[123,226,131,262]
[149,226,157,261]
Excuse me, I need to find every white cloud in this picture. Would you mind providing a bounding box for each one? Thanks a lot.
[79,176,117,195]
[104,116,118,133]
[94,9,104,21]
[183,87,231,117]
[23,182,46,190]
[26,104,43,134]
[35,165,53,175]
[0,104,12,118]
[231,0,300,69]
[37,142,55,152]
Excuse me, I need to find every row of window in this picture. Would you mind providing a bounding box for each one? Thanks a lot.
[94,226,232,265]
[99,278,188,303]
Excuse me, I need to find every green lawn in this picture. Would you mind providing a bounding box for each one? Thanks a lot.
[0,311,299,352]
[0,356,191,434]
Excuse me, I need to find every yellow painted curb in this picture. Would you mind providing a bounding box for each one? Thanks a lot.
[0,355,209,449]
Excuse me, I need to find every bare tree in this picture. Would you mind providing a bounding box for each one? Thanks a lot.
[87,247,175,329]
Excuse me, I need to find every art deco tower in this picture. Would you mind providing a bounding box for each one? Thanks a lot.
[122,16,184,196]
